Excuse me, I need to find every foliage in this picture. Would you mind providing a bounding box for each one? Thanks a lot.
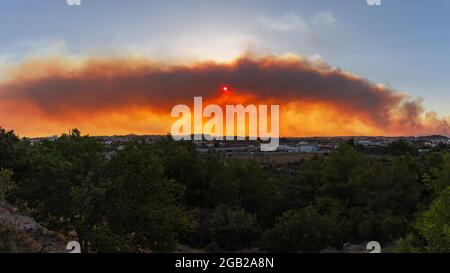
[105,141,187,252]
[1,126,449,252]
[416,187,450,252]
[0,169,15,202]
[209,206,260,251]
[423,153,450,195]
[261,206,335,252]
[17,129,108,252]
[387,140,418,156]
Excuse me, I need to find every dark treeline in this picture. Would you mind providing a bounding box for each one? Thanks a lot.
[0,127,449,252]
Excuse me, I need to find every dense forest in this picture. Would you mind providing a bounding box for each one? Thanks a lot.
[0,127,449,252]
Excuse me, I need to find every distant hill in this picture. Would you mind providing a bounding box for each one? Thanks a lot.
[416,135,449,141]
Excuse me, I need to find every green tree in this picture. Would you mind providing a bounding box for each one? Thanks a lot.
[416,186,450,252]
[209,206,260,251]
[394,233,425,253]
[0,169,15,203]
[378,156,423,217]
[20,129,109,252]
[279,157,323,211]
[0,128,20,169]
[105,141,187,252]
[321,144,361,201]
[388,140,417,156]
[424,153,450,195]
[261,206,334,252]
[0,127,31,186]
[157,138,206,207]
[229,160,278,216]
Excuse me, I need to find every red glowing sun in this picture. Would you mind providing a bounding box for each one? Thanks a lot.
[221,86,232,95]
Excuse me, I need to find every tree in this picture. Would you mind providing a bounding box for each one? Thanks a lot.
[201,151,240,208]
[278,157,323,211]
[394,233,425,253]
[0,169,15,203]
[209,206,260,251]
[378,156,423,217]
[423,153,450,195]
[20,130,109,252]
[156,139,206,207]
[105,141,187,252]
[227,160,278,217]
[416,186,450,252]
[321,144,361,201]
[0,127,30,186]
[387,140,417,156]
[261,206,334,252]
[206,168,240,208]
[0,128,20,169]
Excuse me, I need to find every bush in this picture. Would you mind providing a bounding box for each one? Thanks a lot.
[209,206,260,251]
[0,169,15,202]
[261,206,334,252]
[416,186,450,252]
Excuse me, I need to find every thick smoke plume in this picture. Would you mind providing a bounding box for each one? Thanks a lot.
[0,54,448,137]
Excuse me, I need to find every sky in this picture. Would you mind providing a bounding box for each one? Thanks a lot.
[0,0,450,137]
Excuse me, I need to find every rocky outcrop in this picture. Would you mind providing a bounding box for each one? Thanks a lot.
[343,242,372,253]
[0,203,67,253]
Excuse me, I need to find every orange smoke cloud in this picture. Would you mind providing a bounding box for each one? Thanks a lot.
[0,54,448,137]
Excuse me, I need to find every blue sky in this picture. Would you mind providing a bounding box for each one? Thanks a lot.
[1,0,449,116]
